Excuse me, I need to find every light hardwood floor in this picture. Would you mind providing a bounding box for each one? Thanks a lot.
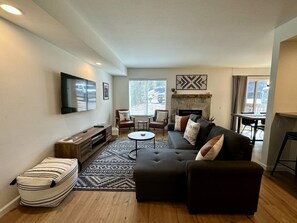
[1,129,297,223]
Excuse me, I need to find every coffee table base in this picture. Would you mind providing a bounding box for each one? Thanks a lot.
[128,148,143,160]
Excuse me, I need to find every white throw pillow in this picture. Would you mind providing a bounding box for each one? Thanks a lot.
[156,111,168,122]
[119,111,130,121]
[195,134,224,160]
[183,119,200,145]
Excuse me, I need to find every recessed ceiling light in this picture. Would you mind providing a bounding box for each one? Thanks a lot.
[96,62,102,65]
[0,4,22,15]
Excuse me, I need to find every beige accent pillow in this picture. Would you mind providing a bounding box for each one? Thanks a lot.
[156,111,168,122]
[183,119,201,145]
[119,111,130,121]
[195,134,224,160]
[174,115,189,131]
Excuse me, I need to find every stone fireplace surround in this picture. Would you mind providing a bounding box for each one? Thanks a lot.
[170,94,212,122]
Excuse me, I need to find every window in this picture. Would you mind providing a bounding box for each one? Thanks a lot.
[129,80,167,115]
[244,77,269,113]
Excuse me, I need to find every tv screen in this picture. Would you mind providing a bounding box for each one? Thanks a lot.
[61,72,97,114]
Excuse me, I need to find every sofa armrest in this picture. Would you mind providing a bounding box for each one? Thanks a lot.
[167,123,175,131]
[186,160,263,176]
[186,160,264,214]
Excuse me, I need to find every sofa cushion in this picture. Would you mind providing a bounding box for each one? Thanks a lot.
[133,149,197,201]
[168,131,197,150]
[195,118,215,147]
[184,119,201,145]
[189,114,202,122]
[207,126,252,160]
[174,115,189,131]
[134,149,197,182]
[195,134,224,160]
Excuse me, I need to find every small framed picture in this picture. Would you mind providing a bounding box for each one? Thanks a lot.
[103,82,109,100]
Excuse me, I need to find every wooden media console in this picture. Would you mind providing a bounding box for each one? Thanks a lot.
[55,124,112,170]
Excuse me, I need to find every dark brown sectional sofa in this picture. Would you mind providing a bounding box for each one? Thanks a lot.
[133,115,264,214]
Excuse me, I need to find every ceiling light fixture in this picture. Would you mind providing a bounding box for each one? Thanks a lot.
[96,62,102,65]
[0,4,22,15]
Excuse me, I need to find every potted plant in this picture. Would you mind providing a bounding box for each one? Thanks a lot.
[171,88,176,94]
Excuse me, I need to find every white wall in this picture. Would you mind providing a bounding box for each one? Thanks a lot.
[113,67,270,128]
[263,40,297,170]
[262,17,297,170]
[0,18,113,216]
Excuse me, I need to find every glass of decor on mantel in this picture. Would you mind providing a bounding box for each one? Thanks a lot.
[171,88,176,94]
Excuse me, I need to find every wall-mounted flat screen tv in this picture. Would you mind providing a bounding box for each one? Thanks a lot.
[61,72,97,114]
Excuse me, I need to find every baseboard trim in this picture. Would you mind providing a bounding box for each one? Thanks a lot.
[0,196,20,218]
[254,160,267,170]
[256,161,295,174]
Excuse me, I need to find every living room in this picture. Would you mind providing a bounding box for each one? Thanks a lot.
[1,1,297,222]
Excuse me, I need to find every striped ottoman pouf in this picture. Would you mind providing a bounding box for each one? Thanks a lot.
[15,157,78,207]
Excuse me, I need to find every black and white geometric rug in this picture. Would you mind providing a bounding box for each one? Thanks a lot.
[74,139,168,191]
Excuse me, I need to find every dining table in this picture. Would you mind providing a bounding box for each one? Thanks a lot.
[232,113,266,144]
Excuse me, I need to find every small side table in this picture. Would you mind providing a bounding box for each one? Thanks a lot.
[128,131,155,160]
[138,120,148,131]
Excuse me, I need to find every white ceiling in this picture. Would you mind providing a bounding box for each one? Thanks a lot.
[2,0,297,75]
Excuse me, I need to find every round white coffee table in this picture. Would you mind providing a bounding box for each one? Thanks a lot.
[128,131,155,159]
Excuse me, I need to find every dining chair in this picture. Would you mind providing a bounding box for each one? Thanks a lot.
[240,113,256,138]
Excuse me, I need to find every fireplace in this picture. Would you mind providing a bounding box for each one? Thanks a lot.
[178,109,202,116]
[171,94,212,122]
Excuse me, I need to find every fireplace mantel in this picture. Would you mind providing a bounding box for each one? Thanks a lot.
[170,93,212,122]
[171,94,212,98]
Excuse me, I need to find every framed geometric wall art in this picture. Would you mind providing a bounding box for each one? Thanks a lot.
[176,74,208,90]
